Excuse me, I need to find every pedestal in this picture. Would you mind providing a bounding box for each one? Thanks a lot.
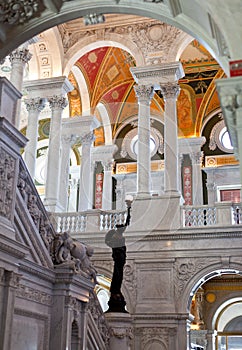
[105,312,133,350]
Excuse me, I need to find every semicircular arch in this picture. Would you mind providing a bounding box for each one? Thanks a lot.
[175,260,242,314]
[0,2,226,72]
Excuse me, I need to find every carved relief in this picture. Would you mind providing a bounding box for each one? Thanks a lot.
[123,261,137,308]
[174,258,217,300]
[0,0,43,25]
[137,327,169,350]
[16,284,52,305]
[0,147,16,220]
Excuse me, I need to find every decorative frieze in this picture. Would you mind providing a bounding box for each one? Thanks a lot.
[0,147,16,221]
[16,284,52,305]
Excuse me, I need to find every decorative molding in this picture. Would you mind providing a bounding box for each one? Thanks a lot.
[174,257,218,300]
[16,284,52,305]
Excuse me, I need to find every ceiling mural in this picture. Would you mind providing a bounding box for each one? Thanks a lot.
[64,38,226,145]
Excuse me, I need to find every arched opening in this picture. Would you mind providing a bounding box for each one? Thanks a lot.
[188,269,242,350]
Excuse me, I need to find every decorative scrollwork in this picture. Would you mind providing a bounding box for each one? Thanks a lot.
[0,0,43,25]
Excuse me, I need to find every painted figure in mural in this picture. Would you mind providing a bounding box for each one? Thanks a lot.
[105,201,132,313]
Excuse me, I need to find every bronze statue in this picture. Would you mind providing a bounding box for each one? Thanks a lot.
[105,202,131,313]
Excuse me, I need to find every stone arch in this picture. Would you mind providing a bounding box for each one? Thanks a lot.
[1,2,226,72]
[175,257,242,314]
[212,297,242,330]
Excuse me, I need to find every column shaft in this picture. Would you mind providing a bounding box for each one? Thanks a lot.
[134,85,154,196]
[191,152,203,205]
[102,161,113,210]
[44,96,67,211]
[24,98,45,179]
[59,135,76,211]
[78,133,94,211]
[161,83,180,194]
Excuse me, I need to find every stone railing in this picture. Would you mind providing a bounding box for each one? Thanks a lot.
[50,202,242,234]
[182,202,242,227]
[51,209,127,233]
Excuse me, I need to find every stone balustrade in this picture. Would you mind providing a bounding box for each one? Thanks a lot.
[50,201,242,235]
[51,209,127,233]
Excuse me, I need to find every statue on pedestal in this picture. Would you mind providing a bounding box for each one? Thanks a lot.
[105,199,132,313]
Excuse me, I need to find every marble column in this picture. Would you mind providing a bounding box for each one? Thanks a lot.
[59,134,77,211]
[190,151,204,205]
[78,132,94,212]
[160,83,180,194]
[215,76,242,198]
[102,160,114,210]
[134,84,154,196]
[44,96,68,212]
[24,98,46,179]
[9,47,32,128]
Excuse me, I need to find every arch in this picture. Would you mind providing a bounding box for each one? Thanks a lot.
[71,65,91,114]
[95,102,113,145]
[63,36,145,75]
[212,297,242,330]
[0,2,228,73]
[177,263,242,314]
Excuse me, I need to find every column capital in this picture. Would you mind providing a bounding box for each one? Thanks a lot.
[48,95,68,110]
[61,134,77,147]
[80,132,95,146]
[134,84,154,103]
[160,82,180,100]
[24,97,46,112]
[190,151,203,166]
[9,48,32,64]
[102,159,114,172]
